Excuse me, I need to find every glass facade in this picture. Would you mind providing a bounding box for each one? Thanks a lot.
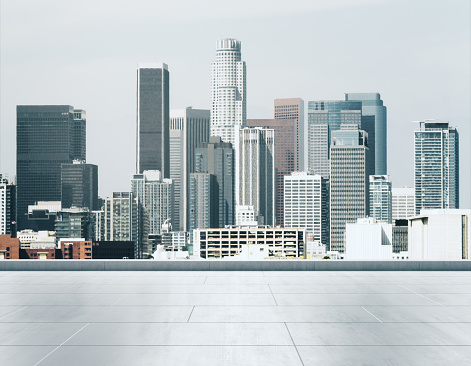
[16,105,86,229]
[369,175,392,224]
[61,162,98,210]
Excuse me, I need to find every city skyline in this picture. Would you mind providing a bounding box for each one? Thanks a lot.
[0,1,469,208]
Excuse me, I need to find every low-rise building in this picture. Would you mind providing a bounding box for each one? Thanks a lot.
[345,217,392,260]
[193,226,306,259]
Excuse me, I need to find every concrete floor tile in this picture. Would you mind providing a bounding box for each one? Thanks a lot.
[0,323,87,345]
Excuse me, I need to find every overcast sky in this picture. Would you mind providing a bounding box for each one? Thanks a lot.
[1,0,469,208]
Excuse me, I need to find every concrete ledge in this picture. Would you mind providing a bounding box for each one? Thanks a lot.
[0,260,470,271]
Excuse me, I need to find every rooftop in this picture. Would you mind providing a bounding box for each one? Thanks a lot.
[1,263,470,365]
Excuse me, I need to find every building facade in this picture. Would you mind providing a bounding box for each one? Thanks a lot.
[136,63,170,177]
[235,126,275,226]
[345,218,392,260]
[195,136,234,228]
[61,161,98,210]
[169,107,210,231]
[284,172,329,247]
[345,93,387,175]
[193,226,306,259]
[247,119,297,226]
[189,173,218,235]
[0,176,16,237]
[16,105,86,229]
[369,175,392,224]
[414,121,459,214]
[210,39,246,145]
[274,98,304,171]
[54,208,92,241]
[392,186,415,221]
[330,127,373,253]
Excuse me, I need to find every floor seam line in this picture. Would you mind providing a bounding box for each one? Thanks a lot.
[187,306,195,322]
[397,284,443,305]
[284,323,305,366]
[268,284,278,306]
[0,306,28,321]
[32,322,90,366]
[361,306,383,323]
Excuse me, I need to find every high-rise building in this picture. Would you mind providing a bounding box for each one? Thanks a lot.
[16,105,86,229]
[189,172,218,235]
[169,107,210,231]
[345,93,387,175]
[284,172,329,247]
[330,127,373,253]
[54,207,92,241]
[131,170,173,238]
[195,136,234,228]
[307,101,367,178]
[102,192,142,258]
[210,39,246,145]
[234,126,275,226]
[61,161,98,211]
[369,175,392,224]
[136,63,170,177]
[274,98,304,171]
[0,176,16,237]
[247,119,297,226]
[392,186,415,221]
[414,121,459,214]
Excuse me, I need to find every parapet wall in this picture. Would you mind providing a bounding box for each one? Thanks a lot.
[0,260,470,271]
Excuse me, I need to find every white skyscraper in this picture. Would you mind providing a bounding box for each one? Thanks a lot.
[210,38,246,145]
[284,172,329,247]
[369,175,392,224]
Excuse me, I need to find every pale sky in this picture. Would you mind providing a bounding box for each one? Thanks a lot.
[1,0,470,208]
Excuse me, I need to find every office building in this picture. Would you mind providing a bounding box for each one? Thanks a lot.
[169,107,210,231]
[392,186,415,221]
[345,218,392,260]
[409,209,470,260]
[284,172,329,247]
[369,175,392,224]
[189,172,218,235]
[392,219,409,254]
[16,105,86,229]
[236,205,258,226]
[247,119,297,226]
[345,93,387,174]
[0,176,16,237]
[274,98,304,171]
[235,126,275,225]
[17,230,56,249]
[210,38,246,145]
[55,207,92,241]
[61,161,98,210]
[414,121,459,214]
[195,136,234,228]
[101,192,142,258]
[131,170,173,236]
[193,226,306,259]
[136,63,170,177]
[330,127,373,253]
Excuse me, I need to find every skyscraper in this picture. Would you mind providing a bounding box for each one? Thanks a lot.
[169,107,210,231]
[61,161,99,211]
[330,127,373,253]
[131,170,173,236]
[0,175,16,237]
[136,63,170,177]
[414,120,459,214]
[247,119,297,227]
[345,93,387,175]
[195,136,234,228]
[210,39,246,145]
[369,175,392,224]
[16,105,86,229]
[235,126,275,225]
[284,172,329,247]
[274,98,304,171]
[392,186,415,221]
[189,172,218,235]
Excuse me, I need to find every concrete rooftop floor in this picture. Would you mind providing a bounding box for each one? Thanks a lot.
[0,270,471,365]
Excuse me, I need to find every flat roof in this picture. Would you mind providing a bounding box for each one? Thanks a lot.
[1,268,470,365]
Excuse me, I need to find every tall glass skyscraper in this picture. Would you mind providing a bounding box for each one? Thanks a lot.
[414,120,459,214]
[136,63,170,177]
[16,105,86,229]
[369,175,392,224]
[210,39,246,145]
[61,161,99,211]
[345,93,387,175]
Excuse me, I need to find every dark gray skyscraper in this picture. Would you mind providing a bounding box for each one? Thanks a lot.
[61,161,99,210]
[136,63,170,177]
[345,93,387,175]
[16,105,86,229]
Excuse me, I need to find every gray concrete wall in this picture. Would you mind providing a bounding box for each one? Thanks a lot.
[0,260,470,271]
